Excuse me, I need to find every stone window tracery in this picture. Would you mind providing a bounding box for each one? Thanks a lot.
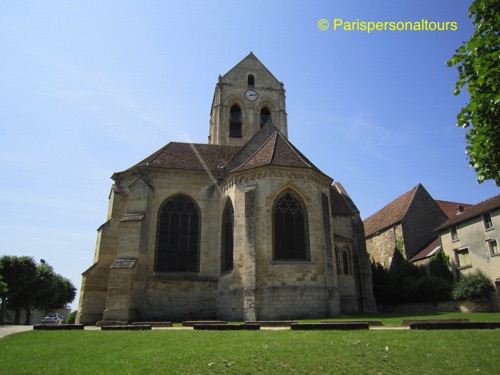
[273,190,309,261]
[156,195,200,273]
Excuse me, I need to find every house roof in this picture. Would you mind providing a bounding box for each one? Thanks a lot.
[436,194,500,231]
[435,200,473,219]
[409,237,441,262]
[131,142,241,172]
[363,185,420,238]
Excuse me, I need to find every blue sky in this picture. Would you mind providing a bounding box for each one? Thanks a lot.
[1,1,498,311]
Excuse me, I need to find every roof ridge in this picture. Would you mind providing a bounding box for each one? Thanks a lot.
[274,132,313,168]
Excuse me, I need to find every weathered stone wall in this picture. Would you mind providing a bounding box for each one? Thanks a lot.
[366,225,402,268]
[401,187,448,259]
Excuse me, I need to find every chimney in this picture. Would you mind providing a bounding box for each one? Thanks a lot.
[456,204,464,215]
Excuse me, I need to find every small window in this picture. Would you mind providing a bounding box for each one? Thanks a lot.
[260,107,271,127]
[487,239,499,256]
[455,248,471,268]
[450,226,459,242]
[248,74,255,86]
[229,105,242,138]
[483,213,493,230]
[342,248,351,275]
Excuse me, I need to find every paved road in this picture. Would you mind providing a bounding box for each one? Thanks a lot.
[0,325,33,339]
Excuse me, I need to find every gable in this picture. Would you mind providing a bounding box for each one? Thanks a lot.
[221,52,281,88]
[364,185,419,237]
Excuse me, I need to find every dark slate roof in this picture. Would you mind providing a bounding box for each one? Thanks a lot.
[435,200,473,219]
[409,237,441,262]
[436,194,500,231]
[132,142,241,172]
[330,185,354,216]
[363,185,419,238]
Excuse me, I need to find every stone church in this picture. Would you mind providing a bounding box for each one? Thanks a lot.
[77,53,376,325]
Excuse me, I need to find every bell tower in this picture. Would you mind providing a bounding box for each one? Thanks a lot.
[208,52,288,146]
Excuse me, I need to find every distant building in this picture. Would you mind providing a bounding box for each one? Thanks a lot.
[436,194,500,307]
[364,184,470,268]
[77,53,376,325]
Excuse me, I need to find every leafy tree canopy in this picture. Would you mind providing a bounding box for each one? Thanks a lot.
[447,0,500,185]
[0,256,76,323]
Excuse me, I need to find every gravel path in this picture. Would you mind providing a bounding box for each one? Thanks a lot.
[0,325,33,339]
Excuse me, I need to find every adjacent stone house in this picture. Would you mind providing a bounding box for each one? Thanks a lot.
[436,194,500,307]
[364,184,468,268]
[77,53,376,325]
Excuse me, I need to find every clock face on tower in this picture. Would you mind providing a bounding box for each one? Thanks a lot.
[244,89,258,101]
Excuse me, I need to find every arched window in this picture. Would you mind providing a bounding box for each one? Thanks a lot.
[342,247,351,275]
[229,105,242,138]
[260,107,271,127]
[156,195,200,273]
[248,74,255,86]
[221,199,234,273]
[273,190,309,261]
[335,246,341,274]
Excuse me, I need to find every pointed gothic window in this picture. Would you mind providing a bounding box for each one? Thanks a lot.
[260,107,271,127]
[156,195,200,273]
[273,190,309,261]
[229,105,242,138]
[248,74,255,86]
[221,199,234,273]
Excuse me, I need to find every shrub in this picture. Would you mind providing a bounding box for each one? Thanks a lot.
[451,269,495,304]
[67,311,77,324]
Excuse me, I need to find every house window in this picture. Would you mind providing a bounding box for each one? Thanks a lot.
[450,226,459,242]
[342,247,351,275]
[156,195,200,273]
[273,190,309,261]
[487,239,499,256]
[221,199,234,273]
[229,105,242,138]
[483,212,493,230]
[248,74,255,86]
[455,247,471,269]
[260,107,271,127]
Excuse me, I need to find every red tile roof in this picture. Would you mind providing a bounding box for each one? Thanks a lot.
[435,200,473,219]
[436,194,500,231]
[132,142,241,172]
[409,237,441,262]
[363,185,419,237]
[232,131,321,173]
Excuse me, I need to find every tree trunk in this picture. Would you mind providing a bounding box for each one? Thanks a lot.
[25,309,32,325]
[14,308,21,325]
[0,297,5,324]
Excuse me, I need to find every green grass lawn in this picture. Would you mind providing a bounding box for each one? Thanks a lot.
[1,313,500,374]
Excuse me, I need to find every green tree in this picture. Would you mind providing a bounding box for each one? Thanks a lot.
[0,263,8,324]
[447,0,500,185]
[33,262,76,313]
[0,256,37,324]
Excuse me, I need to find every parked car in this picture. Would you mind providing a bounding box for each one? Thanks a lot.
[41,312,65,324]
